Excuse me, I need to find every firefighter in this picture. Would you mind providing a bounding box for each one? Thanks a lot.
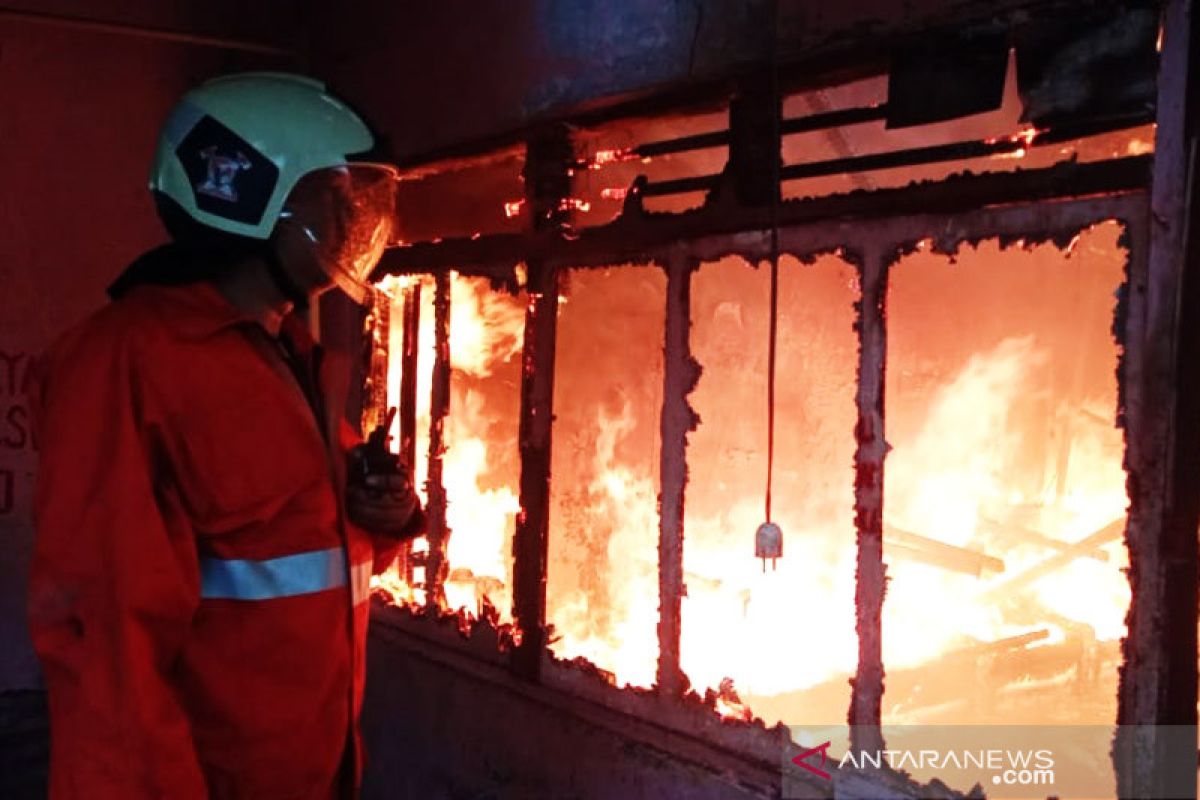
[27,72,424,799]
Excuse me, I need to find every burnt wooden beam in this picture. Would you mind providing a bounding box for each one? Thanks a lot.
[882,542,984,577]
[511,126,573,681]
[1115,0,1200,796]
[423,272,451,610]
[983,517,1124,601]
[641,114,1151,198]
[376,156,1151,277]
[358,290,390,434]
[726,71,782,207]
[780,104,887,137]
[781,114,1147,182]
[398,282,421,588]
[656,251,700,697]
[510,268,560,681]
[883,524,1005,577]
[628,129,729,159]
[976,517,1109,562]
[850,244,886,753]
[399,283,421,474]
[583,105,886,163]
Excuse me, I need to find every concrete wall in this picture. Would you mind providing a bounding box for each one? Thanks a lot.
[0,5,294,693]
[361,617,786,800]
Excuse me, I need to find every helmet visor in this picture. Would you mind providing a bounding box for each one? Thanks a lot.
[280,164,397,296]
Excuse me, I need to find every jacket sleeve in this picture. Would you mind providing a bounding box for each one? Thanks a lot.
[27,322,207,799]
[337,418,427,574]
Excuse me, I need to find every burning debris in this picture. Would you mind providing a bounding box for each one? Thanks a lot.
[707,677,754,723]
[361,33,1168,790]
[370,218,1130,743]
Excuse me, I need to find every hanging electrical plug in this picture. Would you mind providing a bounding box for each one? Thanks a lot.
[755,521,783,572]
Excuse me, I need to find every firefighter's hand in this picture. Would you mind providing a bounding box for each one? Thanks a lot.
[346,474,421,538]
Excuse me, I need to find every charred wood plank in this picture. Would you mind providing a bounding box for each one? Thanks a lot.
[637,115,1150,198]
[612,105,886,161]
[1116,3,1200,794]
[657,251,700,697]
[511,126,572,681]
[977,516,1109,562]
[883,524,1005,576]
[850,244,886,752]
[375,157,1151,277]
[399,283,421,478]
[423,272,451,610]
[983,517,1124,601]
[398,281,421,588]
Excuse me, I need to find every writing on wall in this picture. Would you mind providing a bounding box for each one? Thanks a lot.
[0,350,37,516]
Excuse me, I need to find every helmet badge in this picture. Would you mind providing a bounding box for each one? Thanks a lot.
[197,146,253,203]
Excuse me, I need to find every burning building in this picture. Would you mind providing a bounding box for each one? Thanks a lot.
[1,0,1198,798]
[337,1,1197,797]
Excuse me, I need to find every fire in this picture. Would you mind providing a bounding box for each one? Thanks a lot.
[371,223,1130,740]
[879,223,1129,727]
[1126,137,1154,156]
[987,125,1042,159]
[1014,125,1039,148]
[548,397,661,688]
[709,678,753,722]
[557,197,592,213]
[589,147,637,168]
[373,273,525,618]
[882,335,1127,669]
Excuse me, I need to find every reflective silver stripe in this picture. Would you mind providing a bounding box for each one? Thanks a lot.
[200,547,347,601]
[350,561,373,606]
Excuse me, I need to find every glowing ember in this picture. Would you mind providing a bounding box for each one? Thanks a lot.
[600,187,629,201]
[709,678,753,722]
[1126,137,1154,156]
[986,125,1042,159]
[589,147,637,168]
[504,199,525,218]
[1014,126,1039,148]
[557,197,591,213]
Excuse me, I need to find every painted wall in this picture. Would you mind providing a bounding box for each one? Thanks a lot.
[0,9,292,691]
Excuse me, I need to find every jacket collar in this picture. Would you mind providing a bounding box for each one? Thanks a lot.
[127,280,315,350]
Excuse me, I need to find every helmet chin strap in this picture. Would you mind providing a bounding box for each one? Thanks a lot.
[261,241,311,312]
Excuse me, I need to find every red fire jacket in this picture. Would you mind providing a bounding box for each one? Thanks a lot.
[28,280,414,799]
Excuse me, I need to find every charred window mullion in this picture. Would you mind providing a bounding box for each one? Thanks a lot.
[512,126,573,681]
[656,251,700,696]
[423,272,452,610]
[850,244,887,751]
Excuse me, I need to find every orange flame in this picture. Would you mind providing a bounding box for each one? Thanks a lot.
[371,224,1130,739]
[590,147,637,168]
